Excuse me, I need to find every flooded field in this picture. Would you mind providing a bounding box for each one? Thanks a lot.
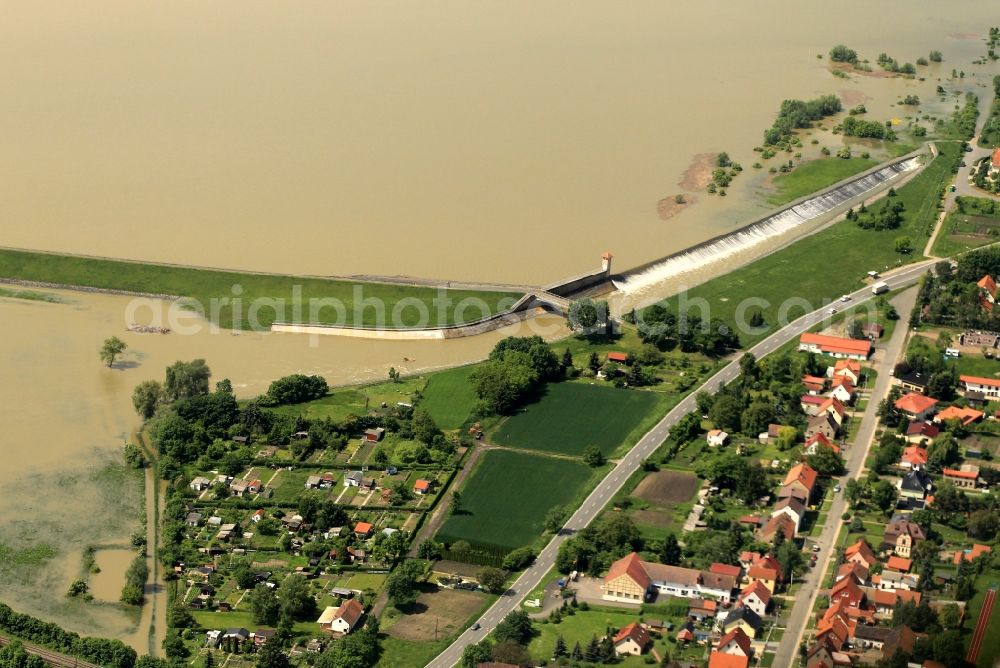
[1,1,998,284]
[0,287,567,651]
[89,549,137,603]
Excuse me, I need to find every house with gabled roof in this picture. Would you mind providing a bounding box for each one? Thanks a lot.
[782,462,818,503]
[716,627,752,657]
[799,333,871,360]
[758,514,796,544]
[830,359,862,384]
[771,495,806,533]
[829,577,865,609]
[721,606,762,639]
[828,376,855,404]
[804,432,840,455]
[943,465,980,489]
[900,444,930,468]
[843,538,877,570]
[738,580,771,617]
[317,598,364,635]
[613,622,650,656]
[707,429,729,447]
[601,552,651,603]
[835,561,869,586]
[979,274,998,307]
[806,413,839,441]
[883,516,926,558]
[898,467,933,500]
[802,375,827,394]
[935,405,983,427]
[708,652,749,668]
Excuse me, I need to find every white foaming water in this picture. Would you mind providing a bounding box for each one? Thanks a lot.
[616,157,920,295]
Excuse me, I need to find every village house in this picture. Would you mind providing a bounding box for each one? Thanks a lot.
[830,359,862,384]
[185,512,203,527]
[853,624,892,651]
[844,539,877,570]
[771,495,806,533]
[745,563,779,594]
[320,472,336,488]
[781,462,818,504]
[798,333,872,360]
[317,598,364,635]
[252,629,275,648]
[960,374,1000,399]
[885,555,912,573]
[897,467,933,501]
[894,393,938,421]
[716,627,753,657]
[953,543,991,565]
[251,509,266,523]
[900,444,930,468]
[942,464,980,489]
[413,479,432,495]
[835,561,869,586]
[883,516,926,558]
[871,589,921,616]
[806,413,839,441]
[934,405,984,427]
[800,394,827,416]
[687,598,717,622]
[353,522,373,539]
[344,471,364,487]
[720,606,762,639]
[802,374,827,394]
[601,553,737,604]
[829,577,865,609]
[305,475,322,489]
[230,479,261,497]
[903,423,938,446]
[612,622,650,656]
[827,376,855,404]
[606,351,629,364]
[217,523,239,542]
[804,432,840,456]
[221,629,251,651]
[895,370,929,395]
[978,274,998,309]
[707,429,728,447]
[758,514,797,544]
[863,323,884,339]
[708,653,749,668]
[738,581,771,617]
[362,427,385,443]
[873,569,919,592]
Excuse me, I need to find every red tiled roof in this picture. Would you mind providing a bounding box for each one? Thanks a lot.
[414,479,431,491]
[710,563,742,578]
[961,374,1000,388]
[993,148,1000,169]
[801,394,826,405]
[607,352,629,363]
[902,445,929,465]
[886,556,912,572]
[708,653,749,668]
[895,393,938,415]
[783,463,818,491]
[978,274,998,297]
[748,565,779,581]
[334,598,365,628]
[605,552,651,591]
[935,406,984,426]
[800,332,871,356]
[943,467,978,480]
[354,522,373,535]
[952,544,991,565]
[844,538,876,565]
[820,396,847,417]
[740,580,771,604]
[834,359,862,374]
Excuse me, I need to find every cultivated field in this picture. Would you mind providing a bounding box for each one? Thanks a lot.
[436,450,593,550]
[491,383,660,457]
[419,366,478,430]
[385,588,486,642]
[632,469,700,505]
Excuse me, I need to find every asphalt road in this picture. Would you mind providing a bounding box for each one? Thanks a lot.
[425,260,935,668]
[769,286,919,667]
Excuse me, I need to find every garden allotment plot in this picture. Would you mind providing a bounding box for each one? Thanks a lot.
[492,382,660,457]
[436,450,592,551]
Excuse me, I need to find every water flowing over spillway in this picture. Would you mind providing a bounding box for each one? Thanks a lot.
[615,157,921,295]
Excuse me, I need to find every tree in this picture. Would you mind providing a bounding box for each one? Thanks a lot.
[477,566,507,593]
[278,575,316,623]
[387,560,424,608]
[929,50,943,62]
[870,480,898,514]
[588,351,600,373]
[461,640,493,668]
[895,236,913,254]
[561,348,574,371]
[132,380,163,419]
[830,44,858,63]
[583,445,605,467]
[494,609,533,644]
[847,319,865,340]
[845,479,865,507]
[709,394,742,432]
[807,446,846,476]
[968,509,999,540]
[100,336,127,367]
[660,533,682,566]
[553,635,568,658]
[255,642,289,668]
[417,540,442,560]
[249,585,280,625]
[491,640,531,666]
[164,359,211,402]
[412,409,441,444]
[469,352,539,415]
[544,506,568,533]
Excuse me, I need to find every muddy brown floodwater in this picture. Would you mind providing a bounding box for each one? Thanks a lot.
[1,1,998,285]
[0,288,567,653]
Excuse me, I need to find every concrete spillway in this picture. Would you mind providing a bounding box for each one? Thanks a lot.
[615,155,921,294]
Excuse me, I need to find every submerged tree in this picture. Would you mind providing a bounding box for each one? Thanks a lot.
[100,336,127,367]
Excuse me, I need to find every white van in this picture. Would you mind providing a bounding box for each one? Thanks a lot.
[945,348,960,358]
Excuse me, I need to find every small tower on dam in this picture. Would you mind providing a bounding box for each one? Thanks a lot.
[601,251,614,275]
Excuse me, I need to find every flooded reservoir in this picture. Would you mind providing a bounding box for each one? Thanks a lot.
[1,1,998,284]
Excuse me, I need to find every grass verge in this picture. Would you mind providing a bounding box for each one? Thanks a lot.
[767,157,879,206]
